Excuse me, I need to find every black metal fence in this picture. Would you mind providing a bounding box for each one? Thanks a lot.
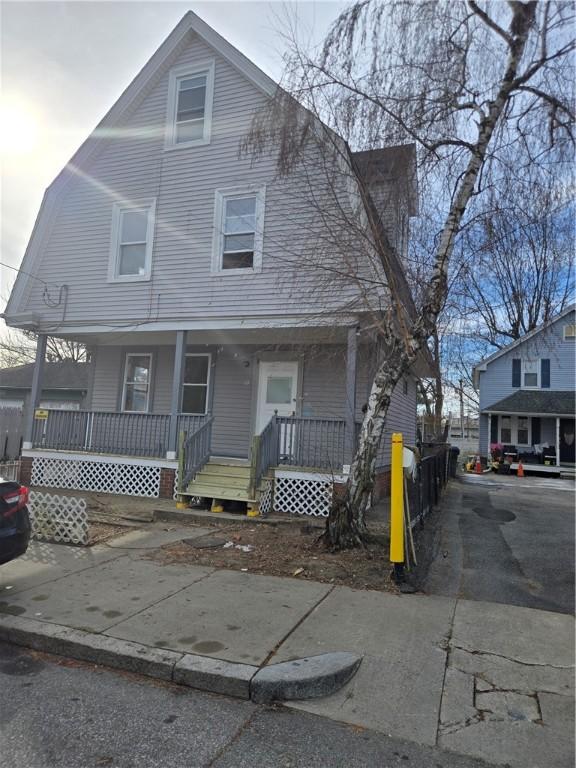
[405,443,450,526]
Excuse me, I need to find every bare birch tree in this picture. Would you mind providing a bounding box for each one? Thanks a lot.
[246,0,574,547]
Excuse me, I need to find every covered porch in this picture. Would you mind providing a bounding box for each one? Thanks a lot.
[20,323,376,504]
[484,390,575,475]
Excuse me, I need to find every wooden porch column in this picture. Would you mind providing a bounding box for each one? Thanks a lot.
[344,326,358,468]
[556,417,560,467]
[23,333,47,450]
[167,330,187,459]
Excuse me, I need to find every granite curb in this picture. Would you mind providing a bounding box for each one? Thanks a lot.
[0,614,361,703]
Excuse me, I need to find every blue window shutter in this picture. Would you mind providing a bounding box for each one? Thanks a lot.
[490,415,498,444]
[541,359,550,388]
[512,359,521,388]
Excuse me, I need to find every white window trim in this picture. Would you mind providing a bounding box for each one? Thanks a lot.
[121,353,152,413]
[164,60,215,151]
[181,353,211,415]
[521,359,540,390]
[499,415,531,447]
[107,199,156,283]
[211,185,266,276]
[563,324,576,340]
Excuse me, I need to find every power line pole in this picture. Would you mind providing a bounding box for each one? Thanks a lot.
[459,379,465,440]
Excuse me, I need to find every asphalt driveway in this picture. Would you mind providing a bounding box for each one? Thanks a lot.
[423,473,575,614]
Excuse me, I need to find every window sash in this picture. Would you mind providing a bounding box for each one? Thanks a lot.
[122,354,152,413]
[180,354,210,414]
[213,188,264,274]
[166,62,214,149]
[109,201,155,281]
[522,360,539,389]
[499,415,531,447]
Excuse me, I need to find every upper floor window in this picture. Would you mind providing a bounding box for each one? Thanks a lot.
[181,354,210,414]
[212,186,265,274]
[165,61,215,149]
[564,324,576,340]
[122,354,152,412]
[522,359,539,388]
[108,200,155,282]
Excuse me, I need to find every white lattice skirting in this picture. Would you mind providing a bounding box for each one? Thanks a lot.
[259,478,273,516]
[29,491,89,545]
[273,470,340,517]
[30,456,162,498]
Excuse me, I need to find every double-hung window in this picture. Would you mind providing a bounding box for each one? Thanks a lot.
[165,62,215,149]
[500,415,530,446]
[108,200,155,282]
[212,187,265,274]
[522,360,539,389]
[122,354,152,412]
[181,354,210,414]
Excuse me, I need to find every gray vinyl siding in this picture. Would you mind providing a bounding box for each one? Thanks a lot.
[211,352,253,457]
[478,310,576,411]
[18,36,382,328]
[375,377,418,468]
[88,341,416,463]
[90,346,123,411]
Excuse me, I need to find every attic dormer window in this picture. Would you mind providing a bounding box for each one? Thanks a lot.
[165,61,215,149]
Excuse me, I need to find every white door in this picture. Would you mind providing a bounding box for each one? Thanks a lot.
[256,361,299,434]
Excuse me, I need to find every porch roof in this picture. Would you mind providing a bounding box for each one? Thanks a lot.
[484,390,575,417]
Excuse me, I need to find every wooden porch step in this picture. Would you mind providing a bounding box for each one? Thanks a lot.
[194,471,250,489]
[200,463,252,478]
[184,482,257,503]
[209,457,251,467]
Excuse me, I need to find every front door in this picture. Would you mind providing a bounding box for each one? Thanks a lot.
[559,418,575,463]
[256,361,299,433]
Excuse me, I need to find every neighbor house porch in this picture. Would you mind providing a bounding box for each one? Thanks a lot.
[482,390,575,477]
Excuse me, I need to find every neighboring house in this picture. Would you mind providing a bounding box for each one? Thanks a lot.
[0,360,91,459]
[2,12,427,511]
[0,360,91,411]
[473,305,576,471]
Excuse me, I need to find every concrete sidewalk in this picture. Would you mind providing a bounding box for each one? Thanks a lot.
[0,525,574,767]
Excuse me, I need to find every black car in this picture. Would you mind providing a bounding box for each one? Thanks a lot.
[0,479,31,565]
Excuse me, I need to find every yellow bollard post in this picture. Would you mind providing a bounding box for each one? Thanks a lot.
[390,432,405,583]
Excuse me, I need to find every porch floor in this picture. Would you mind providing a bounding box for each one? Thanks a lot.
[509,462,575,478]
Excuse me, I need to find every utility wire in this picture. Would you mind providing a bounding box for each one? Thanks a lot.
[0,260,62,288]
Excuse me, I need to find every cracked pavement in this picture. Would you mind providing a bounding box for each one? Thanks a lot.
[427,477,575,767]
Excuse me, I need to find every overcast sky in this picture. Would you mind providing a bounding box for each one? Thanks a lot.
[0,0,342,305]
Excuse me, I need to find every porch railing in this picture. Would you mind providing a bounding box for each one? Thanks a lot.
[180,417,214,488]
[276,416,348,471]
[251,415,280,494]
[31,410,209,459]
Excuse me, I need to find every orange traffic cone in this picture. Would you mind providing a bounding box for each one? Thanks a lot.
[517,461,524,478]
[475,456,482,474]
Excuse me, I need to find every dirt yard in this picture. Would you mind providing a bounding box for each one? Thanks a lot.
[147,520,397,592]
[88,522,130,545]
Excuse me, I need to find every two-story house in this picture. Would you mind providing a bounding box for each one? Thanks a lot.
[3,12,426,514]
[473,305,576,473]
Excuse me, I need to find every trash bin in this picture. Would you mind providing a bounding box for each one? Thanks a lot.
[449,446,460,478]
